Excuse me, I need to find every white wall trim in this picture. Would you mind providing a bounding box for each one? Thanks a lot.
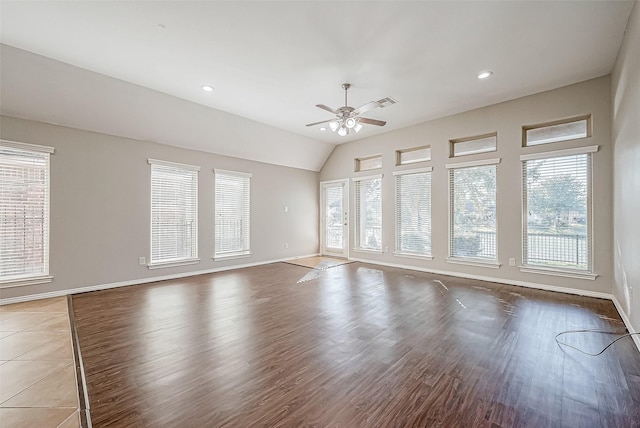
[611,295,640,353]
[348,256,612,300]
[0,253,319,305]
[520,145,599,161]
[446,157,501,169]
[147,158,200,171]
[1,138,55,153]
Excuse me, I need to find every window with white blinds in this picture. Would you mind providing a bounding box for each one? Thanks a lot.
[521,146,596,273]
[354,175,382,251]
[0,141,53,284]
[447,159,499,263]
[149,159,199,267]
[394,168,432,257]
[214,169,251,259]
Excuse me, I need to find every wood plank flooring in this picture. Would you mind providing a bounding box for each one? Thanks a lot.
[71,262,640,427]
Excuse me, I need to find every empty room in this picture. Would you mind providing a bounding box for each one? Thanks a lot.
[1,1,639,427]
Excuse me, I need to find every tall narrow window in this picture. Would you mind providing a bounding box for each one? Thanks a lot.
[214,169,251,259]
[394,167,432,257]
[521,146,597,275]
[354,175,382,252]
[0,141,54,285]
[447,159,499,264]
[149,159,199,268]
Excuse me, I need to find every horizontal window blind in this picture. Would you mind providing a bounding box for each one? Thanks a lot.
[354,176,382,251]
[0,144,51,281]
[150,161,198,265]
[449,165,497,260]
[395,169,431,256]
[523,153,591,271]
[215,170,251,257]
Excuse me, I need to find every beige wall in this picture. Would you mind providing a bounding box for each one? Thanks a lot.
[320,76,613,296]
[612,1,640,334]
[0,116,319,301]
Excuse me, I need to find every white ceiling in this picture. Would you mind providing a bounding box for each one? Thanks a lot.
[0,1,634,171]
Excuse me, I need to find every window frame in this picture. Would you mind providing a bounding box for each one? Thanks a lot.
[519,145,598,279]
[352,174,383,253]
[446,158,501,268]
[522,114,592,147]
[148,158,200,269]
[449,132,497,158]
[0,140,54,287]
[355,154,382,172]
[393,167,433,260]
[396,145,431,166]
[214,168,252,261]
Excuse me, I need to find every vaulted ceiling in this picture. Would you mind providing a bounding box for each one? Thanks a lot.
[0,1,634,171]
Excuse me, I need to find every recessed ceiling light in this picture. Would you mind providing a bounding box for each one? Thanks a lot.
[201,85,215,92]
[319,127,326,131]
[477,71,493,79]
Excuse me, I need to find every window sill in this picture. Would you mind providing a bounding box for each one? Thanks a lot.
[214,253,252,262]
[519,265,597,280]
[352,248,384,255]
[446,258,501,269]
[148,258,200,270]
[0,275,53,289]
[394,252,434,261]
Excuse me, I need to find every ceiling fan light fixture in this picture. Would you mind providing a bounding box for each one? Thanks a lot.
[329,121,339,132]
[337,126,348,137]
[353,122,363,133]
[345,117,356,129]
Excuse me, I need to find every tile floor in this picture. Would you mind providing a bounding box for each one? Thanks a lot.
[0,297,80,428]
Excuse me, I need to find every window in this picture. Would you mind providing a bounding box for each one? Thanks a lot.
[394,168,432,258]
[355,154,382,172]
[450,133,497,157]
[0,140,53,285]
[214,169,251,259]
[523,115,591,147]
[354,175,382,252]
[447,159,500,265]
[521,146,597,276]
[396,146,431,165]
[149,159,199,268]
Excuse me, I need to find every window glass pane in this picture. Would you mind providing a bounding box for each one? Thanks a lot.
[524,154,589,270]
[450,165,497,260]
[525,118,588,146]
[325,186,343,249]
[451,134,497,157]
[215,172,251,257]
[355,177,382,251]
[355,155,382,172]
[150,163,198,264]
[397,146,431,165]
[396,171,431,256]
[0,145,50,280]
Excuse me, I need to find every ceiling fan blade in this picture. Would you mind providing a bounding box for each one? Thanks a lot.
[315,104,338,114]
[353,101,379,115]
[359,117,386,127]
[306,119,333,127]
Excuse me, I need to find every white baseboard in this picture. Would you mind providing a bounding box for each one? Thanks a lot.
[349,256,612,300]
[612,295,640,353]
[0,253,320,305]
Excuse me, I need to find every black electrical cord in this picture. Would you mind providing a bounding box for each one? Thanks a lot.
[555,329,640,356]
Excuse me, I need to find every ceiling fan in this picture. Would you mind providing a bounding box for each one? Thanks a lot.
[306,83,397,136]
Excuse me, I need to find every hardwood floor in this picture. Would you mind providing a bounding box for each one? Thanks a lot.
[71,262,640,427]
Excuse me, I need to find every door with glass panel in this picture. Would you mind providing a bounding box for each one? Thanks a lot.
[320,180,348,257]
